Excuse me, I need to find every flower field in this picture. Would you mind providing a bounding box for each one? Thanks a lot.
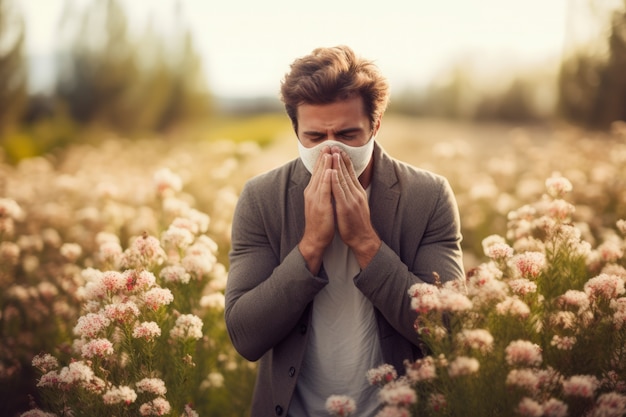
[1,116,626,417]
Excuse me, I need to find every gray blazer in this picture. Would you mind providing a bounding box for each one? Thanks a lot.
[225,142,465,416]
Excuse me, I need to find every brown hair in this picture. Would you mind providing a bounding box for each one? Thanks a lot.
[280,45,390,133]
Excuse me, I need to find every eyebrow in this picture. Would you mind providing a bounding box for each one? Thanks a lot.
[302,127,364,136]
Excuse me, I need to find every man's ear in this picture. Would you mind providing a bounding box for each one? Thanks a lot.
[372,116,382,137]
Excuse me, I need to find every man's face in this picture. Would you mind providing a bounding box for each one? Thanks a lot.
[296,96,379,148]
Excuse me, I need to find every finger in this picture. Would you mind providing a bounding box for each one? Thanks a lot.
[333,151,360,194]
[322,168,334,198]
[310,153,332,192]
[330,156,348,202]
[330,168,346,202]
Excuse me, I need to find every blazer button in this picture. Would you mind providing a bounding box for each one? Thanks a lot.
[299,324,307,334]
[275,405,283,415]
[288,366,296,377]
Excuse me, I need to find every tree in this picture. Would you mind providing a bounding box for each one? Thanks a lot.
[0,0,27,133]
[558,0,626,129]
[55,0,141,131]
[55,0,212,134]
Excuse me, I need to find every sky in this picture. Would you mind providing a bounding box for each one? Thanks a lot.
[18,0,571,98]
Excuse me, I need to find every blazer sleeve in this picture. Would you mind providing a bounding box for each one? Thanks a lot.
[224,180,327,361]
[354,175,465,346]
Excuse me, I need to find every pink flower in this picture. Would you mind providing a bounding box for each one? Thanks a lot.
[73,313,111,338]
[139,397,171,416]
[506,368,540,393]
[517,397,543,417]
[485,242,514,260]
[508,279,537,296]
[438,288,473,312]
[512,252,545,279]
[160,265,191,284]
[496,297,530,318]
[185,209,210,234]
[617,219,626,236]
[457,329,494,354]
[408,282,439,298]
[60,243,82,261]
[447,356,480,377]
[410,291,441,314]
[550,335,577,350]
[549,311,578,330]
[366,364,397,386]
[98,240,123,266]
[375,406,410,417]
[558,290,590,311]
[611,298,626,329]
[142,287,174,310]
[132,321,162,340]
[170,314,203,340]
[37,371,60,388]
[405,356,437,382]
[542,398,568,417]
[428,393,447,412]
[81,338,114,359]
[57,361,95,386]
[122,234,166,269]
[547,199,575,221]
[591,392,626,416]
[136,377,167,396]
[597,240,624,263]
[124,269,156,292]
[545,175,573,198]
[584,273,625,300]
[162,224,195,250]
[18,409,57,417]
[182,253,216,278]
[562,375,599,398]
[200,293,225,310]
[102,385,137,405]
[32,353,59,373]
[101,271,126,293]
[103,301,140,323]
[181,404,200,417]
[325,395,357,417]
[154,168,182,196]
[379,382,417,406]
[0,241,20,265]
[0,198,24,220]
[505,340,542,367]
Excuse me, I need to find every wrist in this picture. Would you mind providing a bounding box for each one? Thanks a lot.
[298,237,326,275]
[351,234,382,270]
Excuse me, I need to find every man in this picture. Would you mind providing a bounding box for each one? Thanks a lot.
[225,45,465,417]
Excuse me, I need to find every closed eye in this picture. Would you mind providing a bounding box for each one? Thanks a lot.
[336,128,363,140]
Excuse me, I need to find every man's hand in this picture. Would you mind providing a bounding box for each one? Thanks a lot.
[298,146,336,274]
[330,148,381,269]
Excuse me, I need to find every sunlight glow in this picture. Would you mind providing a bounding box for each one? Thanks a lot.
[19,0,569,97]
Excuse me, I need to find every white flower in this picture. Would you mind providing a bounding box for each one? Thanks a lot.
[102,385,137,405]
[325,395,356,417]
[136,377,167,396]
[170,314,203,340]
[447,356,480,377]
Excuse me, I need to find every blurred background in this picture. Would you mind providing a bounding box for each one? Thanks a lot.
[1,0,625,161]
[2,1,626,416]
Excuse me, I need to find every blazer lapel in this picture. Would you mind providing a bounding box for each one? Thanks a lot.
[370,142,400,246]
[287,159,309,250]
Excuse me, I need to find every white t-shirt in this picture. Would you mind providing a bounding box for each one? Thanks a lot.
[288,229,383,417]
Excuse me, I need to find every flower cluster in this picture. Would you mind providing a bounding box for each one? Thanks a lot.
[21,167,222,415]
[0,146,257,416]
[331,174,626,417]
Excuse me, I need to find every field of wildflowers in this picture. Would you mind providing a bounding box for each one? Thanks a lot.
[1,117,626,416]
